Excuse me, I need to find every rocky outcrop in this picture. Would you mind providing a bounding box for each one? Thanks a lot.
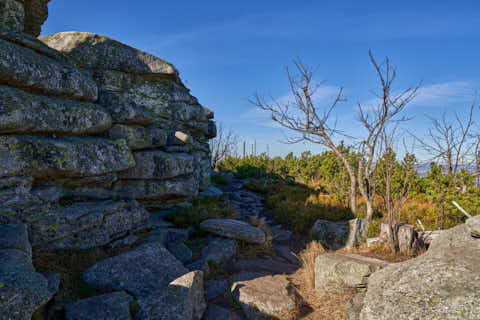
[310,218,367,250]
[314,254,389,290]
[359,215,480,320]
[200,219,266,244]
[0,1,216,251]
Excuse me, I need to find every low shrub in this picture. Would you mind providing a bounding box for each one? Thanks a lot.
[211,174,228,186]
[168,197,235,230]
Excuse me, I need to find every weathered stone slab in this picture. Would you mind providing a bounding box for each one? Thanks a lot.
[135,271,206,320]
[315,253,389,289]
[83,241,187,297]
[360,219,480,320]
[466,214,480,238]
[94,70,206,123]
[0,249,52,320]
[0,135,134,178]
[231,272,295,320]
[42,200,149,250]
[65,291,134,320]
[108,124,168,150]
[0,29,62,59]
[200,219,266,244]
[0,200,149,250]
[40,32,179,77]
[345,292,365,320]
[114,176,199,201]
[0,223,31,257]
[0,85,112,135]
[0,0,24,33]
[310,218,366,250]
[0,38,97,102]
[118,151,194,180]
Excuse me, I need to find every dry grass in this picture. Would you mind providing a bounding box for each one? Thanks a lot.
[338,242,427,263]
[288,241,356,320]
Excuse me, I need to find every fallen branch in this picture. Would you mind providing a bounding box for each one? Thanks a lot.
[452,201,473,219]
[416,219,425,231]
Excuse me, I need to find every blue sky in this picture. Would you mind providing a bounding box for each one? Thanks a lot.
[42,1,480,160]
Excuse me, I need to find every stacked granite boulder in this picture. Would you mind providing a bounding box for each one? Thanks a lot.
[0,0,216,252]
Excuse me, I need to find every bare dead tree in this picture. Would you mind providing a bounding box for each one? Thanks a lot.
[356,50,420,222]
[250,58,360,213]
[379,128,416,252]
[413,100,476,228]
[209,123,238,169]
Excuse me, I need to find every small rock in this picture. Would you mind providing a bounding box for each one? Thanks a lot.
[310,218,366,250]
[200,219,266,244]
[417,230,442,245]
[0,223,31,257]
[167,242,193,264]
[135,271,206,320]
[231,272,295,320]
[199,186,224,197]
[315,253,389,289]
[64,291,134,320]
[149,213,174,228]
[205,279,229,301]
[204,305,244,320]
[186,237,236,274]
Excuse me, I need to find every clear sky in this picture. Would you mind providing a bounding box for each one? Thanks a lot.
[42,1,480,160]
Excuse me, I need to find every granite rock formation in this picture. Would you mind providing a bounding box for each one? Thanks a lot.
[0,0,215,252]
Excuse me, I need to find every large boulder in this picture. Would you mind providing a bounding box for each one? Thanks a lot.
[200,219,266,244]
[64,291,134,320]
[314,253,389,290]
[359,216,480,320]
[135,271,206,320]
[40,32,179,78]
[231,272,296,320]
[204,305,244,320]
[0,249,52,320]
[83,241,188,297]
[0,85,112,135]
[0,135,134,178]
[310,218,367,250]
[0,38,97,102]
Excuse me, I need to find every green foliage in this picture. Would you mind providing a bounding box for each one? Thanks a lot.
[211,174,228,186]
[366,219,382,238]
[168,197,236,230]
